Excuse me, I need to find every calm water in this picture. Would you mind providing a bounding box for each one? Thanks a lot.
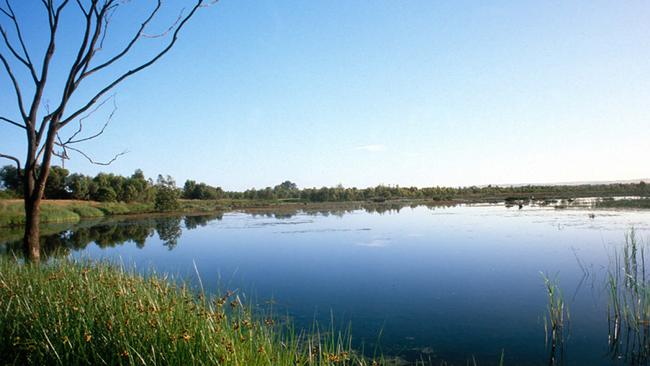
[3,203,650,365]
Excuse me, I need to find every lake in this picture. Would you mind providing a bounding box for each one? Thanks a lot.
[3,203,650,365]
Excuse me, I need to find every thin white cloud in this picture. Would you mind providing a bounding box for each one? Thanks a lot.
[354,144,386,152]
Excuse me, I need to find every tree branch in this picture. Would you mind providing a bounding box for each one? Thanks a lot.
[62,95,116,145]
[0,153,21,172]
[33,0,69,142]
[71,1,115,85]
[0,0,39,82]
[76,0,162,84]
[56,144,127,166]
[141,6,182,39]
[0,116,24,129]
[0,52,27,120]
[59,0,205,128]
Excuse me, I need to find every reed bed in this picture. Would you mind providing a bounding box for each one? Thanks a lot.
[0,257,370,365]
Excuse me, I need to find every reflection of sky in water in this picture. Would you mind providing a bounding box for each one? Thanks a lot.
[66,205,650,365]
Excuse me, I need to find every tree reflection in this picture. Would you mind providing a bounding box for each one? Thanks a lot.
[243,201,458,219]
[0,214,225,259]
[156,217,182,250]
[184,213,223,230]
[0,203,458,259]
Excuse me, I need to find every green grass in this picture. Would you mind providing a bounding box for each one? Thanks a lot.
[0,201,159,227]
[0,201,82,227]
[68,205,106,218]
[95,202,154,216]
[0,257,375,365]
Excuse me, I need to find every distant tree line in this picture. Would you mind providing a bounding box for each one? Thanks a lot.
[227,180,649,202]
[0,165,647,204]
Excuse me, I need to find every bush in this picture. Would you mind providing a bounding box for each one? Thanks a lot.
[155,186,180,212]
[94,187,117,202]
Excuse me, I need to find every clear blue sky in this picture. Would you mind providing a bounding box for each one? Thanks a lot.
[1,1,649,190]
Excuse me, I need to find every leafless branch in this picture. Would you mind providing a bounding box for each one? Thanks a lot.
[58,145,128,166]
[141,7,183,39]
[199,0,219,8]
[0,0,38,82]
[63,95,117,145]
[33,0,71,141]
[0,116,24,129]
[76,0,162,83]
[59,0,205,128]
[0,52,27,120]
[76,1,120,81]
[74,0,88,17]
[53,133,69,165]
[54,0,71,19]
[0,153,21,172]
[97,3,118,50]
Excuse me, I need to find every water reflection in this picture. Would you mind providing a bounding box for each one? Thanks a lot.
[0,214,225,258]
[2,202,650,364]
[0,202,447,258]
[243,201,457,219]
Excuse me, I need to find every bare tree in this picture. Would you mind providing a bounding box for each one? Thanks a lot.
[0,0,214,261]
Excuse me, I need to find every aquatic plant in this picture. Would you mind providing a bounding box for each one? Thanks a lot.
[606,228,650,363]
[541,273,569,365]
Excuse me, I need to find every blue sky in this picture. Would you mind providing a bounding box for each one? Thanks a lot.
[1,1,649,190]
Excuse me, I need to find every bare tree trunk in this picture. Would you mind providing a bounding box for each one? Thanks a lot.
[23,196,41,262]
[22,161,46,263]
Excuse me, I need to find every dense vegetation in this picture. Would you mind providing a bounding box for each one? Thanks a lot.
[0,257,371,365]
[1,165,647,205]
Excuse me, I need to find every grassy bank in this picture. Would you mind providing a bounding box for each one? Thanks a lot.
[0,199,232,228]
[0,258,371,365]
[0,198,442,228]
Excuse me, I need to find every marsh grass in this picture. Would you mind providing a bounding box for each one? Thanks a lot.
[606,228,650,362]
[541,273,568,364]
[0,257,370,365]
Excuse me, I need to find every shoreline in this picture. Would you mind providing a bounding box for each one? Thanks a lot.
[1,196,648,229]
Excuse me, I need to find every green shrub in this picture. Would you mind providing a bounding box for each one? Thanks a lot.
[95,187,117,202]
[155,186,180,212]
